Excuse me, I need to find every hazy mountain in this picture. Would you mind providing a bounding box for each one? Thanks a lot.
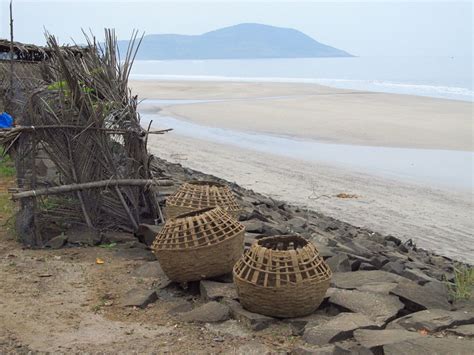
[119,23,352,60]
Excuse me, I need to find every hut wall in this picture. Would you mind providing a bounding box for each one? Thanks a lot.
[0,59,44,117]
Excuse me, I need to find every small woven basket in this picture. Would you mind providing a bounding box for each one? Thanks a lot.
[165,180,240,219]
[152,207,245,282]
[233,235,332,318]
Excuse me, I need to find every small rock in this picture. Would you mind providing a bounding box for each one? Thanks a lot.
[424,280,451,303]
[331,270,406,289]
[401,268,436,285]
[45,234,68,249]
[291,345,336,354]
[384,235,401,246]
[333,343,373,354]
[135,224,162,246]
[242,219,265,233]
[120,288,157,308]
[262,222,287,235]
[284,313,330,335]
[359,262,377,271]
[326,254,351,273]
[168,301,193,315]
[102,231,136,244]
[323,222,340,232]
[353,329,421,349]
[67,226,102,246]
[244,234,258,247]
[387,309,474,332]
[329,289,404,326]
[178,301,230,323]
[236,341,272,355]
[390,281,451,311]
[287,217,308,232]
[132,261,168,279]
[209,273,234,283]
[303,313,378,346]
[114,247,156,261]
[225,299,275,331]
[446,324,474,338]
[382,261,406,275]
[205,320,252,338]
[200,280,238,301]
[357,282,398,294]
[369,256,389,269]
[383,336,474,354]
[243,209,270,222]
[315,244,336,259]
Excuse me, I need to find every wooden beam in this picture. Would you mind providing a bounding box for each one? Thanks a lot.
[12,179,173,200]
[0,125,172,135]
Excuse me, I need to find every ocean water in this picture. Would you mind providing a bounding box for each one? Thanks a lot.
[131,56,473,101]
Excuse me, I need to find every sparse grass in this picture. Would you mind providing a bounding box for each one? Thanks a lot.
[0,148,15,178]
[0,148,17,237]
[0,190,15,236]
[91,293,114,313]
[446,265,474,301]
[0,192,14,216]
[41,197,61,211]
[99,242,117,249]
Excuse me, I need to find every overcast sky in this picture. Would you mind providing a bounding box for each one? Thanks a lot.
[0,1,472,57]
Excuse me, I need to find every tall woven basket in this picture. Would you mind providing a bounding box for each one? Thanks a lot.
[152,207,245,282]
[233,235,332,318]
[165,181,240,219]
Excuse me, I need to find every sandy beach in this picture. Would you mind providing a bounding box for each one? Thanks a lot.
[131,80,474,262]
[132,80,474,151]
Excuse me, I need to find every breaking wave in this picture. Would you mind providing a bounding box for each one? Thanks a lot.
[131,74,473,102]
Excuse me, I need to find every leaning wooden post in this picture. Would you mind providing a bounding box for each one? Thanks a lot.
[9,0,14,90]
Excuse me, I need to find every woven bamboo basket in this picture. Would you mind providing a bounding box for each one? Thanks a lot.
[165,180,240,219]
[233,235,332,318]
[152,206,245,282]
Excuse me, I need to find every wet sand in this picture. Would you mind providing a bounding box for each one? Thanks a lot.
[131,80,474,151]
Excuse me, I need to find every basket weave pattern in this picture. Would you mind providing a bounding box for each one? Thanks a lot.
[165,181,240,219]
[233,235,332,318]
[153,207,245,282]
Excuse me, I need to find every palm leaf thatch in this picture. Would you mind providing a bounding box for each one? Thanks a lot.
[0,30,171,246]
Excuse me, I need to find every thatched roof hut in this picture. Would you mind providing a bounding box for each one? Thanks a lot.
[0,31,171,247]
[0,39,87,61]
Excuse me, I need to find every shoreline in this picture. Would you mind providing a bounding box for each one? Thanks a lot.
[147,132,474,263]
[131,80,474,152]
[133,79,473,262]
[141,112,473,192]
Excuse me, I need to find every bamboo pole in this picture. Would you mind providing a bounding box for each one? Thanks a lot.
[0,126,172,134]
[12,179,173,200]
[9,1,14,90]
[114,186,139,230]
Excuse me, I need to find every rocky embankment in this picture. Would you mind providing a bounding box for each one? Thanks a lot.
[47,157,474,353]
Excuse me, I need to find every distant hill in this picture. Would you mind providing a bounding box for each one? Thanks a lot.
[119,23,352,60]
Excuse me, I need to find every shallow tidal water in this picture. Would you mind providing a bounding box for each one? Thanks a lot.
[140,99,473,192]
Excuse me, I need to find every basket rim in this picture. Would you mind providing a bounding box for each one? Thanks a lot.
[154,228,245,252]
[173,206,218,219]
[186,180,226,188]
[256,235,310,251]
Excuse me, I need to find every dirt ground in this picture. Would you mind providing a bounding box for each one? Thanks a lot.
[0,179,297,354]
[0,239,302,354]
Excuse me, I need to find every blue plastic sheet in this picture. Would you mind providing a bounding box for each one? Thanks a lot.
[0,112,14,128]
